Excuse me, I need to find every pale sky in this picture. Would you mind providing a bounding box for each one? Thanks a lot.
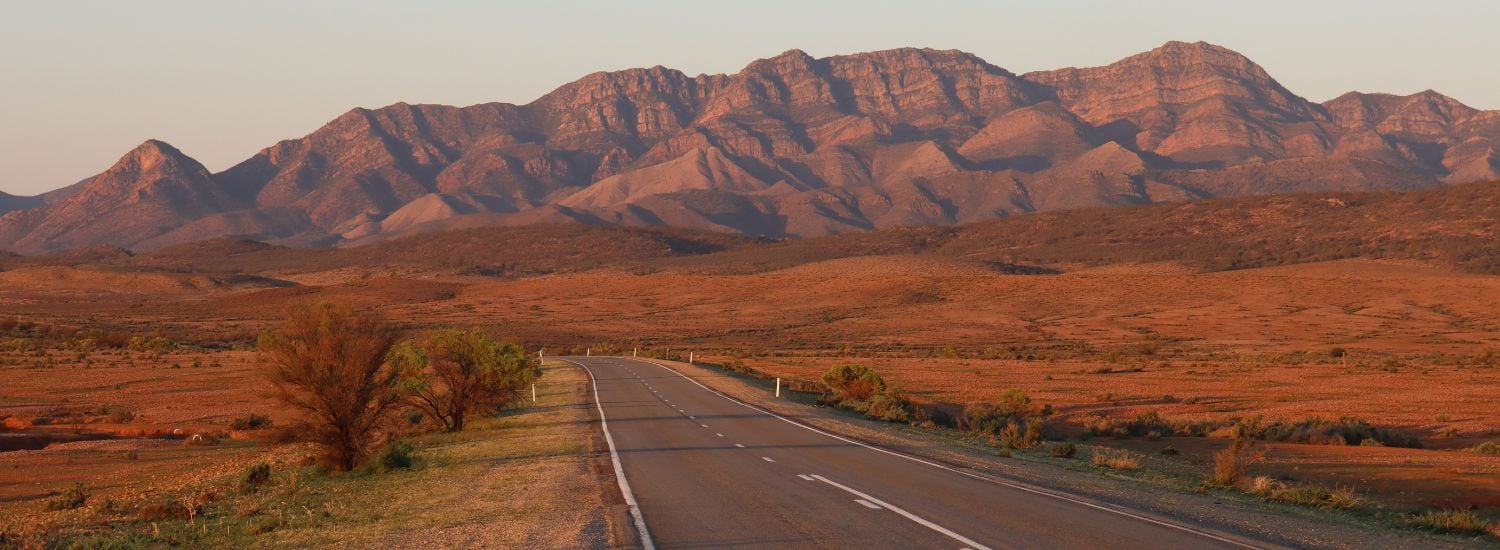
[2,0,1496,196]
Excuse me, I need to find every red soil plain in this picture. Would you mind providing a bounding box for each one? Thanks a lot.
[2,242,1497,515]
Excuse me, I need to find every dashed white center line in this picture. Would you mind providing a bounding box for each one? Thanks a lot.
[797,474,813,481]
[854,499,882,510]
[761,456,775,462]
[715,433,723,437]
[700,424,709,428]
[734,444,745,448]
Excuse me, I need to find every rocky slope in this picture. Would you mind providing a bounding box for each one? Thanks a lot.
[3,41,1497,253]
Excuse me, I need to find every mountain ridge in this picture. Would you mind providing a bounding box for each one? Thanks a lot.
[4,41,1498,254]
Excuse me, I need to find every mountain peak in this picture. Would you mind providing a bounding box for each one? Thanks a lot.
[126,139,187,160]
[109,139,204,178]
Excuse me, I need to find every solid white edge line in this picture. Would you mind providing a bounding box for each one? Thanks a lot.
[854,499,883,510]
[630,358,1264,550]
[812,474,989,550]
[566,359,656,550]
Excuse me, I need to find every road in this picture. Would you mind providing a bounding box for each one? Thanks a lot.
[566,356,1270,550]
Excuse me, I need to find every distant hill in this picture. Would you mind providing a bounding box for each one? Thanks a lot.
[3,41,1499,254]
[9,180,1497,277]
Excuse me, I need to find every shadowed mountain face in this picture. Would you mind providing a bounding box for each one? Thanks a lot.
[4,41,1498,254]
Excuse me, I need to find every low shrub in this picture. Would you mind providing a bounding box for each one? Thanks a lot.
[1049,442,1077,458]
[1160,446,1180,456]
[1091,449,1139,470]
[99,405,134,424]
[1472,441,1500,455]
[861,392,912,423]
[998,417,1044,449]
[1230,416,1421,448]
[239,462,272,494]
[372,440,414,472]
[229,413,273,430]
[1208,439,1262,488]
[821,364,887,402]
[44,482,88,511]
[1408,509,1493,535]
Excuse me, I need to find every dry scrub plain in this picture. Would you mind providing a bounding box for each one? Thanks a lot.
[2,252,1498,543]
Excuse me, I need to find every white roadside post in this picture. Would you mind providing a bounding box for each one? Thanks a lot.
[776,378,782,398]
[633,347,638,357]
[689,352,693,364]
[587,347,591,357]
[532,384,537,403]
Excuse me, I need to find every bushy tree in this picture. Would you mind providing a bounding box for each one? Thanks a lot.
[393,329,540,432]
[258,302,401,471]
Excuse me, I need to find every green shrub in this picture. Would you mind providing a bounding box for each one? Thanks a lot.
[861,392,911,423]
[1230,416,1421,448]
[821,364,887,402]
[392,329,541,432]
[373,440,414,472]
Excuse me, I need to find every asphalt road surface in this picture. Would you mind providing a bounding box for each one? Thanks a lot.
[566,356,1271,550]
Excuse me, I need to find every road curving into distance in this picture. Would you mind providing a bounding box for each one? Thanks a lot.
[565,356,1277,550]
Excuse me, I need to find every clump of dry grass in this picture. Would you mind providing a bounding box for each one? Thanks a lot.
[1408,509,1493,535]
[1091,449,1139,470]
[1207,439,1262,487]
[1246,476,1360,509]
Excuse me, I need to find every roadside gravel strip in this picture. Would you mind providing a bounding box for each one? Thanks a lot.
[586,357,1481,550]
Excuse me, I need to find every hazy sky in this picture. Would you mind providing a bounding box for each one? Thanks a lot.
[2,0,1497,195]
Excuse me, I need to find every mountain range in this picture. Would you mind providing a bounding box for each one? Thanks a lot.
[3,41,1498,254]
